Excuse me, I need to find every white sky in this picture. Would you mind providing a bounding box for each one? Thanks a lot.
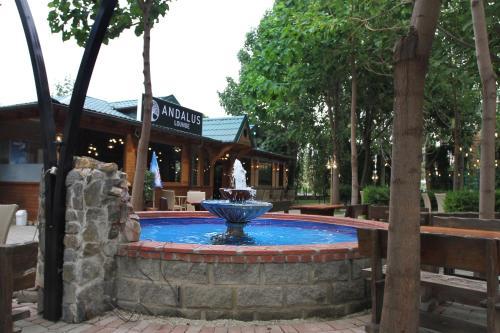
[0,0,273,117]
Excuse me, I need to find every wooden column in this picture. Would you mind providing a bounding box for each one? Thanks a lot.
[181,144,190,185]
[486,240,500,333]
[367,229,384,333]
[0,246,13,333]
[124,132,137,184]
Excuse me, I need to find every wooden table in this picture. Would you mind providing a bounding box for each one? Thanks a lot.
[289,203,345,216]
[356,222,500,333]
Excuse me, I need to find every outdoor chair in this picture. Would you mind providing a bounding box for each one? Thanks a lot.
[160,190,185,211]
[421,192,432,213]
[0,241,38,333]
[367,205,389,222]
[344,204,368,219]
[0,204,18,245]
[186,191,206,211]
[434,193,446,213]
[262,190,270,201]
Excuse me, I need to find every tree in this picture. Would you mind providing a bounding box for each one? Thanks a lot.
[220,0,407,199]
[471,0,497,219]
[48,0,171,211]
[53,75,74,97]
[380,1,441,331]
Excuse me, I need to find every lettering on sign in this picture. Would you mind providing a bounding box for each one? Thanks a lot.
[141,96,203,135]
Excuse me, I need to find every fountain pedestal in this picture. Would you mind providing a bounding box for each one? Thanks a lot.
[201,188,272,245]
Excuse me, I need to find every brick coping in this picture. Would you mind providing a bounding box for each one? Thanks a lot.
[117,212,377,264]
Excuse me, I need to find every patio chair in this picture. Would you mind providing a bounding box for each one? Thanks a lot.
[344,204,368,219]
[186,191,206,211]
[0,205,18,245]
[421,192,432,213]
[161,190,184,211]
[434,193,446,213]
[0,241,37,333]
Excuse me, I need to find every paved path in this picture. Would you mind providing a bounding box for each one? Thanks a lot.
[13,302,369,333]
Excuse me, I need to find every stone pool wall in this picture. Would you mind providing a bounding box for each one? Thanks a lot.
[37,157,140,323]
[115,241,370,320]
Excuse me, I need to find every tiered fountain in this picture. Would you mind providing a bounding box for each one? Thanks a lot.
[201,159,272,244]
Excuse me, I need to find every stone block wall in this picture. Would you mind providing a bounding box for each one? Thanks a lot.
[37,157,140,323]
[114,242,370,320]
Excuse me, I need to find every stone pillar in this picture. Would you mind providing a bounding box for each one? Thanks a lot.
[37,156,140,323]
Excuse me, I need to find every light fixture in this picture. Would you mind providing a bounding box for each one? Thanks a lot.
[55,133,63,143]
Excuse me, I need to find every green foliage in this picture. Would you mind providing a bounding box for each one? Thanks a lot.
[143,170,154,202]
[47,0,171,46]
[362,186,390,205]
[339,184,351,204]
[53,75,74,97]
[444,190,500,212]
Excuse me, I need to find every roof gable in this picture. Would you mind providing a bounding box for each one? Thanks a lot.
[202,115,254,146]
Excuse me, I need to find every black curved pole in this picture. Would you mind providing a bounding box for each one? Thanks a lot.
[45,0,117,321]
[15,0,58,319]
[17,0,117,321]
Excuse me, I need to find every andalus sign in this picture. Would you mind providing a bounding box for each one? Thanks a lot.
[138,96,203,135]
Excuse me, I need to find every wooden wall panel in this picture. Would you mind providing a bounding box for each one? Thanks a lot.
[0,182,39,223]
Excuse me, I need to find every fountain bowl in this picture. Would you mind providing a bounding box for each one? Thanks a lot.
[219,188,252,202]
[201,199,273,224]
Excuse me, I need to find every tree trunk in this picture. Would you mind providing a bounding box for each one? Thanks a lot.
[421,139,428,191]
[327,83,341,204]
[380,151,386,186]
[131,0,153,211]
[452,93,464,190]
[379,1,441,332]
[471,0,497,219]
[350,57,359,204]
[360,108,373,187]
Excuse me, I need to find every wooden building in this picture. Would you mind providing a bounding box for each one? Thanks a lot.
[0,95,292,220]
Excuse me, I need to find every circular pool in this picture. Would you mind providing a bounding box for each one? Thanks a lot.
[140,217,357,245]
[115,212,371,320]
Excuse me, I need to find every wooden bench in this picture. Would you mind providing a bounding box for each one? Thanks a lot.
[0,242,38,333]
[363,265,488,310]
[357,224,500,333]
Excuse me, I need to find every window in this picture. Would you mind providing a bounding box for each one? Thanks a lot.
[76,129,125,169]
[278,163,284,187]
[203,157,211,186]
[258,161,272,186]
[191,152,199,186]
[147,143,182,182]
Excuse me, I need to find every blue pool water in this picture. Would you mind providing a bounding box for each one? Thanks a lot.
[140,218,357,245]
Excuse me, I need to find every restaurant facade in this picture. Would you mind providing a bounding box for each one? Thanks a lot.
[0,95,293,220]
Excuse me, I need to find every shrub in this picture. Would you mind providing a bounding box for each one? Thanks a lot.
[445,190,500,212]
[339,184,351,204]
[444,190,478,212]
[362,186,390,205]
[144,170,155,203]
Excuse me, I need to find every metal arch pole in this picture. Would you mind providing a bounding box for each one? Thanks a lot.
[15,0,58,318]
[17,0,117,320]
[47,0,117,320]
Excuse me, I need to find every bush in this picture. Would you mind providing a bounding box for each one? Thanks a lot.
[144,170,155,203]
[362,186,390,205]
[339,184,351,204]
[444,190,500,212]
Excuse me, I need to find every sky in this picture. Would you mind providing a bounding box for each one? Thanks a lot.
[0,0,274,118]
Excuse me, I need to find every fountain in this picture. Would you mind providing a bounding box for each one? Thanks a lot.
[201,159,272,244]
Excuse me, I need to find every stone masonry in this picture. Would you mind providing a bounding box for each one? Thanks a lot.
[115,242,370,320]
[37,157,140,323]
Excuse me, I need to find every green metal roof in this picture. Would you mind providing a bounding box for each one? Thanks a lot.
[109,95,180,110]
[53,96,136,121]
[202,115,248,143]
